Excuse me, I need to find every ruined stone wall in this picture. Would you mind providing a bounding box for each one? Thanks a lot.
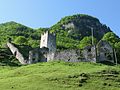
[47,52,55,61]
[7,42,27,64]
[28,49,40,64]
[7,33,115,65]
[82,46,97,62]
[53,49,84,62]
[97,40,114,63]
[28,47,49,63]
[47,33,56,53]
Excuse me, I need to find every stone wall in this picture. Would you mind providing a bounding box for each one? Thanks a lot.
[28,48,40,64]
[47,52,55,61]
[28,47,49,63]
[7,42,27,64]
[47,32,56,53]
[97,40,114,63]
[53,49,84,62]
[82,45,97,62]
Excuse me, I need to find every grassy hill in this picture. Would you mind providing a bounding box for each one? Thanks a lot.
[0,61,120,90]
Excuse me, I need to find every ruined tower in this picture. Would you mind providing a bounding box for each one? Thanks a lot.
[40,31,56,61]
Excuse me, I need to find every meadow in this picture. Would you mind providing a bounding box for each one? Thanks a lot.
[0,61,120,90]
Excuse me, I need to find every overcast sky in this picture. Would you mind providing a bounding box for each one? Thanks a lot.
[0,0,120,37]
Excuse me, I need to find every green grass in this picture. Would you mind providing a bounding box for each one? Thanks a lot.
[0,61,120,90]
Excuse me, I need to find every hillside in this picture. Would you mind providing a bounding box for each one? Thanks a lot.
[0,61,120,90]
[0,14,118,49]
[0,14,120,65]
[50,14,119,49]
[0,21,31,46]
[0,21,42,48]
[51,14,112,40]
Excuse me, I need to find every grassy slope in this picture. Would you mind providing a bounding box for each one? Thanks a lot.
[0,61,120,90]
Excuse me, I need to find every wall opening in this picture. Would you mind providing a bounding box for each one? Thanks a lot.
[88,48,91,52]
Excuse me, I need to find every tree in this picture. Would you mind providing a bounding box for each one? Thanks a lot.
[14,36,27,45]
[79,36,97,49]
[114,42,120,63]
[102,32,120,63]
[102,32,119,47]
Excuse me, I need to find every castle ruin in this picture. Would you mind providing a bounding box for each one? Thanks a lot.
[7,30,115,64]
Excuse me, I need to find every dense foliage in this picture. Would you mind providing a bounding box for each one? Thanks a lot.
[50,14,113,49]
[79,36,98,49]
[14,36,28,45]
[102,32,120,63]
[51,14,111,40]
[102,32,120,47]
[0,14,116,50]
